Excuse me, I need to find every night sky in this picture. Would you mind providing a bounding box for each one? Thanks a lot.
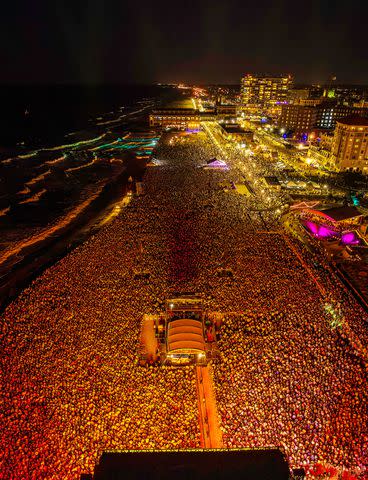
[1,0,368,85]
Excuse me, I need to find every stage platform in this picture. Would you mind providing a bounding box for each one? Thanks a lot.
[89,448,291,480]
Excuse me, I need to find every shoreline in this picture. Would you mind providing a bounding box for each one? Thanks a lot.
[0,156,147,312]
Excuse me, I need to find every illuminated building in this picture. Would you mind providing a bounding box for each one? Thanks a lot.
[278,104,317,137]
[215,102,237,121]
[319,131,334,150]
[354,99,368,108]
[316,102,368,129]
[297,99,323,107]
[241,74,292,107]
[149,98,201,130]
[332,85,367,105]
[288,88,310,103]
[279,101,368,137]
[323,88,336,99]
[308,131,335,168]
[218,124,253,144]
[149,108,200,130]
[331,116,368,171]
[199,110,217,122]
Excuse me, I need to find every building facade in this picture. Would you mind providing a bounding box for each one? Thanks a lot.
[218,124,253,144]
[149,108,200,130]
[279,101,368,136]
[278,104,317,136]
[297,99,323,107]
[316,103,368,129]
[288,88,310,103]
[241,74,292,106]
[331,116,368,171]
[216,103,237,121]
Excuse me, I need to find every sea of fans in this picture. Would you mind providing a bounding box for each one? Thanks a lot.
[0,130,367,479]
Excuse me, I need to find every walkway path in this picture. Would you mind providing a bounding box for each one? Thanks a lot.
[140,314,158,361]
[196,365,223,448]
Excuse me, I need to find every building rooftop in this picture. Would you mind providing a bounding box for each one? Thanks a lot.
[217,103,236,107]
[320,206,363,222]
[167,318,205,354]
[337,115,368,126]
[264,176,281,186]
[242,73,292,79]
[91,449,291,480]
[163,98,195,109]
[222,124,247,134]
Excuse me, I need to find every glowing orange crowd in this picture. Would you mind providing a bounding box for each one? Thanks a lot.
[0,131,367,479]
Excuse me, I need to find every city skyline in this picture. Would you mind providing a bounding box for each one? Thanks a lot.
[1,0,368,85]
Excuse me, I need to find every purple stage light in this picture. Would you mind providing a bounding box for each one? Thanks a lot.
[318,225,335,238]
[305,221,318,235]
[341,231,360,245]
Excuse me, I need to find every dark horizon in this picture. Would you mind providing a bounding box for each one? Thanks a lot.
[1,0,368,86]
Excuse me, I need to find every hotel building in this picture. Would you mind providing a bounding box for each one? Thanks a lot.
[149,108,200,130]
[241,74,292,106]
[149,98,201,130]
[331,116,368,171]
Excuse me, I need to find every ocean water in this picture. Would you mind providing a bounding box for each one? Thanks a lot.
[0,84,173,252]
[0,84,167,147]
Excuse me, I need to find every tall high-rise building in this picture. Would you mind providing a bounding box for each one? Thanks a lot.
[331,116,368,171]
[241,74,292,106]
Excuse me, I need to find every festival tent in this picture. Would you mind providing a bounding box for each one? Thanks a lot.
[203,158,229,170]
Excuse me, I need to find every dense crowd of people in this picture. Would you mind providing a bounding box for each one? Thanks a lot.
[1,130,367,479]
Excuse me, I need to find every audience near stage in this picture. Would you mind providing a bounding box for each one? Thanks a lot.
[1,131,367,479]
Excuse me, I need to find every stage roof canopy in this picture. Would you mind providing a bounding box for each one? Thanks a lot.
[167,319,205,353]
[204,158,229,169]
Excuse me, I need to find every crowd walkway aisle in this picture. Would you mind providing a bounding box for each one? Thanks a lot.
[196,365,223,448]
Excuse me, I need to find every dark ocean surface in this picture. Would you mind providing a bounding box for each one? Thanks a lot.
[0,84,168,147]
[0,84,175,259]
[0,84,178,306]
